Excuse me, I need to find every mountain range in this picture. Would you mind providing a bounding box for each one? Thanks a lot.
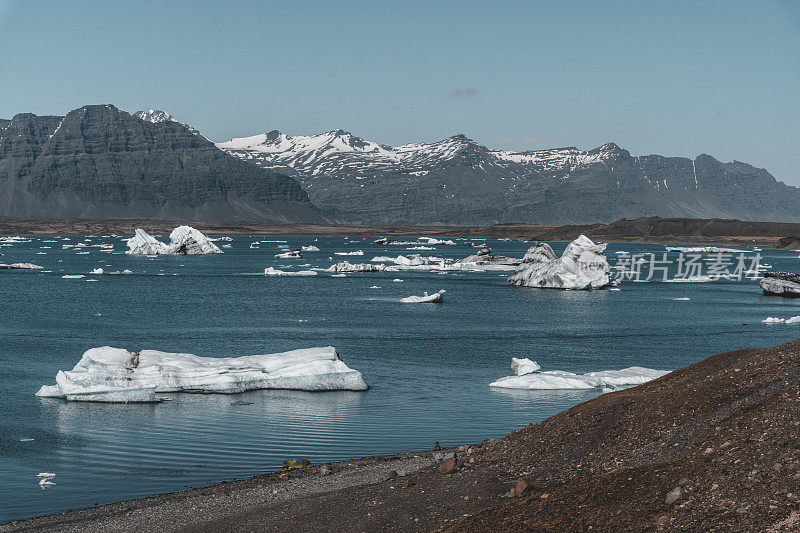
[217,129,800,225]
[1,104,797,225]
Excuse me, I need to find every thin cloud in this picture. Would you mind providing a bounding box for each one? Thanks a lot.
[449,87,477,98]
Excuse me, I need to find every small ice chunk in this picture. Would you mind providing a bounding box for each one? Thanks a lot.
[62,275,85,279]
[511,357,540,376]
[400,289,445,303]
[36,473,56,478]
[90,268,104,274]
[301,245,320,252]
[672,297,691,301]
[334,250,364,256]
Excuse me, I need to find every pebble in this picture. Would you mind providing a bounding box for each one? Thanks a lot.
[384,470,398,480]
[438,458,458,474]
[283,458,311,468]
[319,465,333,476]
[666,486,684,505]
[514,479,529,496]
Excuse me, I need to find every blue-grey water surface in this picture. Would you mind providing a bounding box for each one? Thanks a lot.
[1,235,799,522]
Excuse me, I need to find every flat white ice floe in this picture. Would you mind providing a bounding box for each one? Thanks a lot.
[126,226,222,255]
[326,261,386,273]
[508,235,610,289]
[264,267,317,276]
[665,246,745,253]
[334,250,364,256]
[490,361,670,390]
[0,263,44,270]
[36,346,369,402]
[275,250,302,259]
[399,289,446,303]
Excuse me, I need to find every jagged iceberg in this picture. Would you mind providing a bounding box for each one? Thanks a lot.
[760,272,800,297]
[36,346,369,402]
[508,235,610,289]
[126,226,222,255]
[275,250,302,259]
[490,361,669,390]
[399,289,446,303]
[511,357,540,376]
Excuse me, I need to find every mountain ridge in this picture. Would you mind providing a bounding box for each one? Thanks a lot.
[217,126,797,225]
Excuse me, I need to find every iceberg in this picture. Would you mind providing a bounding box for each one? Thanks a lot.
[326,262,386,273]
[490,362,670,390]
[167,226,223,255]
[126,226,222,255]
[399,289,446,303]
[760,272,800,297]
[36,346,369,402]
[90,268,104,275]
[511,357,540,376]
[275,250,302,259]
[264,267,317,276]
[0,263,43,270]
[508,235,610,289]
[762,316,800,324]
[301,245,320,252]
[334,250,364,256]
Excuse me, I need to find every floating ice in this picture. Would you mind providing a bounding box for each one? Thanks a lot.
[36,346,369,402]
[672,297,691,301]
[760,272,800,297]
[62,274,85,279]
[36,473,55,479]
[490,362,670,390]
[400,289,446,303]
[335,250,364,256]
[301,245,320,252]
[511,358,540,376]
[763,316,800,324]
[0,263,44,270]
[508,235,610,289]
[275,250,302,259]
[90,268,104,275]
[665,246,745,253]
[326,262,386,273]
[264,267,317,276]
[126,226,222,255]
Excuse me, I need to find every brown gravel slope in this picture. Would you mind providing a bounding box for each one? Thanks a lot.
[5,339,800,532]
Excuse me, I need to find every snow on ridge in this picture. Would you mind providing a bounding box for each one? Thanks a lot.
[218,126,623,181]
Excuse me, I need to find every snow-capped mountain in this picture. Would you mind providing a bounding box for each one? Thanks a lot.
[218,129,800,225]
[135,109,204,137]
[216,130,614,181]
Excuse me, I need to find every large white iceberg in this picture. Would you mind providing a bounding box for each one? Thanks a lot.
[508,235,610,289]
[490,362,670,390]
[264,267,317,276]
[0,263,44,270]
[126,226,222,255]
[36,346,368,402]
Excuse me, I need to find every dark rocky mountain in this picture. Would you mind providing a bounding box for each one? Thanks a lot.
[0,105,325,222]
[218,129,800,225]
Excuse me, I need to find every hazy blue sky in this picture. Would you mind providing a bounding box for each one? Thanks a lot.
[1,1,798,183]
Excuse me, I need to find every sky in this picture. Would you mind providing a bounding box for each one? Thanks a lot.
[1,0,798,183]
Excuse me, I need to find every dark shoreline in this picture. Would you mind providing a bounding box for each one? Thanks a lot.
[1,215,798,248]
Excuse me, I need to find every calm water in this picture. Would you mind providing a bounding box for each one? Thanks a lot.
[2,235,799,522]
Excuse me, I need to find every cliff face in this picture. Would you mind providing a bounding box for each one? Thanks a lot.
[0,105,326,223]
